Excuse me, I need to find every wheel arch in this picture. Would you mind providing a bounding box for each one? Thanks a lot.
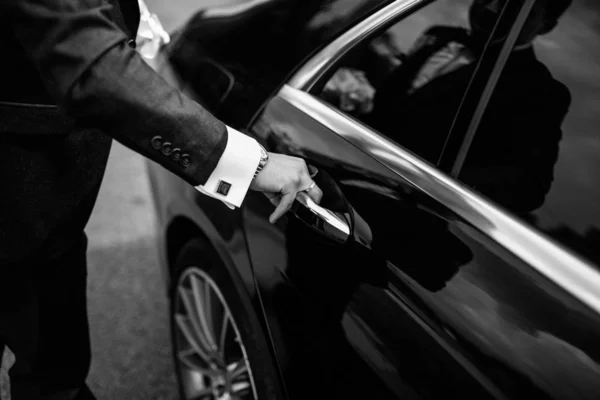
[165,215,207,272]
[163,212,257,303]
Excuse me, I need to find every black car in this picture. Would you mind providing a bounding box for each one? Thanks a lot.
[140,0,600,399]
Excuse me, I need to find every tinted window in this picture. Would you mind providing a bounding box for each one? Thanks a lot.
[315,0,507,164]
[257,0,395,66]
[457,0,600,266]
[179,0,394,76]
[170,0,393,126]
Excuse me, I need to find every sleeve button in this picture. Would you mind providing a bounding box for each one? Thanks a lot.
[161,142,173,155]
[151,136,163,150]
[180,154,191,168]
[171,149,182,162]
[128,39,137,49]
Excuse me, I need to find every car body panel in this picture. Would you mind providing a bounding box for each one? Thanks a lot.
[145,0,600,399]
[243,82,600,400]
[245,92,497,399]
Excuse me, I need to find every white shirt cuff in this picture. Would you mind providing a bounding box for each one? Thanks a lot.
[195,126,262,209]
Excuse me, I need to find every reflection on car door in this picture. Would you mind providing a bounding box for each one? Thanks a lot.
[245,77,600,400]
[242,84,506,399]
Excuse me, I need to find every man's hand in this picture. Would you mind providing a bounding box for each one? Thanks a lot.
[249,153,323,224]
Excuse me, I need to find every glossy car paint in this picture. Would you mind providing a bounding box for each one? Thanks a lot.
[248,86,600,399]
[146,0,600,399]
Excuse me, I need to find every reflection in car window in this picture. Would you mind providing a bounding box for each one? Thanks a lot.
[260,0,396,71]
[316,0,505,164]
[291,0,394,63]
[457,1,600,266]
[170,0,393,127]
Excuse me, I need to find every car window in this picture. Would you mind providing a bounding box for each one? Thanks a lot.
[171,0,393,114]
[455,0,600,266]
[313,0,509,165]
[285,0,395,70]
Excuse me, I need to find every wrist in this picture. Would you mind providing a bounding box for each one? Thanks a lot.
[253,143,269,179]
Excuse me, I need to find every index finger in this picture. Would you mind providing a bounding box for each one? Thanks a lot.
[269,192,296,224]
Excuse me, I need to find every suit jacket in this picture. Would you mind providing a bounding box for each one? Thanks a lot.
[369,26,571,214]
[0,0,228,262]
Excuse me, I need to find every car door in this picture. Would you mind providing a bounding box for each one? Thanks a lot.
[243,0,600,399]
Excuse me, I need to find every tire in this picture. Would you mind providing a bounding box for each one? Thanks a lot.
[169,238,285,400]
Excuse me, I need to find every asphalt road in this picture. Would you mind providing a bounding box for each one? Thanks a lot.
[85,142,176,400]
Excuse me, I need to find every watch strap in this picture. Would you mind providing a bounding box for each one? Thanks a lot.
[254,144,269,178]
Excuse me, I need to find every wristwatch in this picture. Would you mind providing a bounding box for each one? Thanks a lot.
[254,143,269,179]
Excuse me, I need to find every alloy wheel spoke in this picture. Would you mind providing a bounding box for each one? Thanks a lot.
[209,292,225,332]
[191,276,219,353]
[179,286,216,358]
[177,349,221,378]
[175,314,215,368]
[228,361,248,380]
[231,381,251,394]
[204,279,217,350]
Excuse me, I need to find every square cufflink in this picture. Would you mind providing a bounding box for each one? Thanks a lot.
[216,180,232,196]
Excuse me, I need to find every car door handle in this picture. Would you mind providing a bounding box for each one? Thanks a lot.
[292,192,350,243]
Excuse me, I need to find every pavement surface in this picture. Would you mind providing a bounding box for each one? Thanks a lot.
[85,142,176,400]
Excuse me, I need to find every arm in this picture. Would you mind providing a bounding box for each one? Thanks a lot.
[6,0,228,185]
[4,0,319,215]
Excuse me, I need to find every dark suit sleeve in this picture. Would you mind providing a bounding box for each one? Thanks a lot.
[3,0,227,185]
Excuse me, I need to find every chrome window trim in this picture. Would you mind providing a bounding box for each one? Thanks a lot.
[451,0,535,175]
[278,84,600,315]
[287,0,427,92]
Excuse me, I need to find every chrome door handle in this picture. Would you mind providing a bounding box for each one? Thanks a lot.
[293,192,350,243]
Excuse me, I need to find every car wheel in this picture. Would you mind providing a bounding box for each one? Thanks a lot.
[169,238,284,400]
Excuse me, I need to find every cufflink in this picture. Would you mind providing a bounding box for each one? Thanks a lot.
[216,180,232,196]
